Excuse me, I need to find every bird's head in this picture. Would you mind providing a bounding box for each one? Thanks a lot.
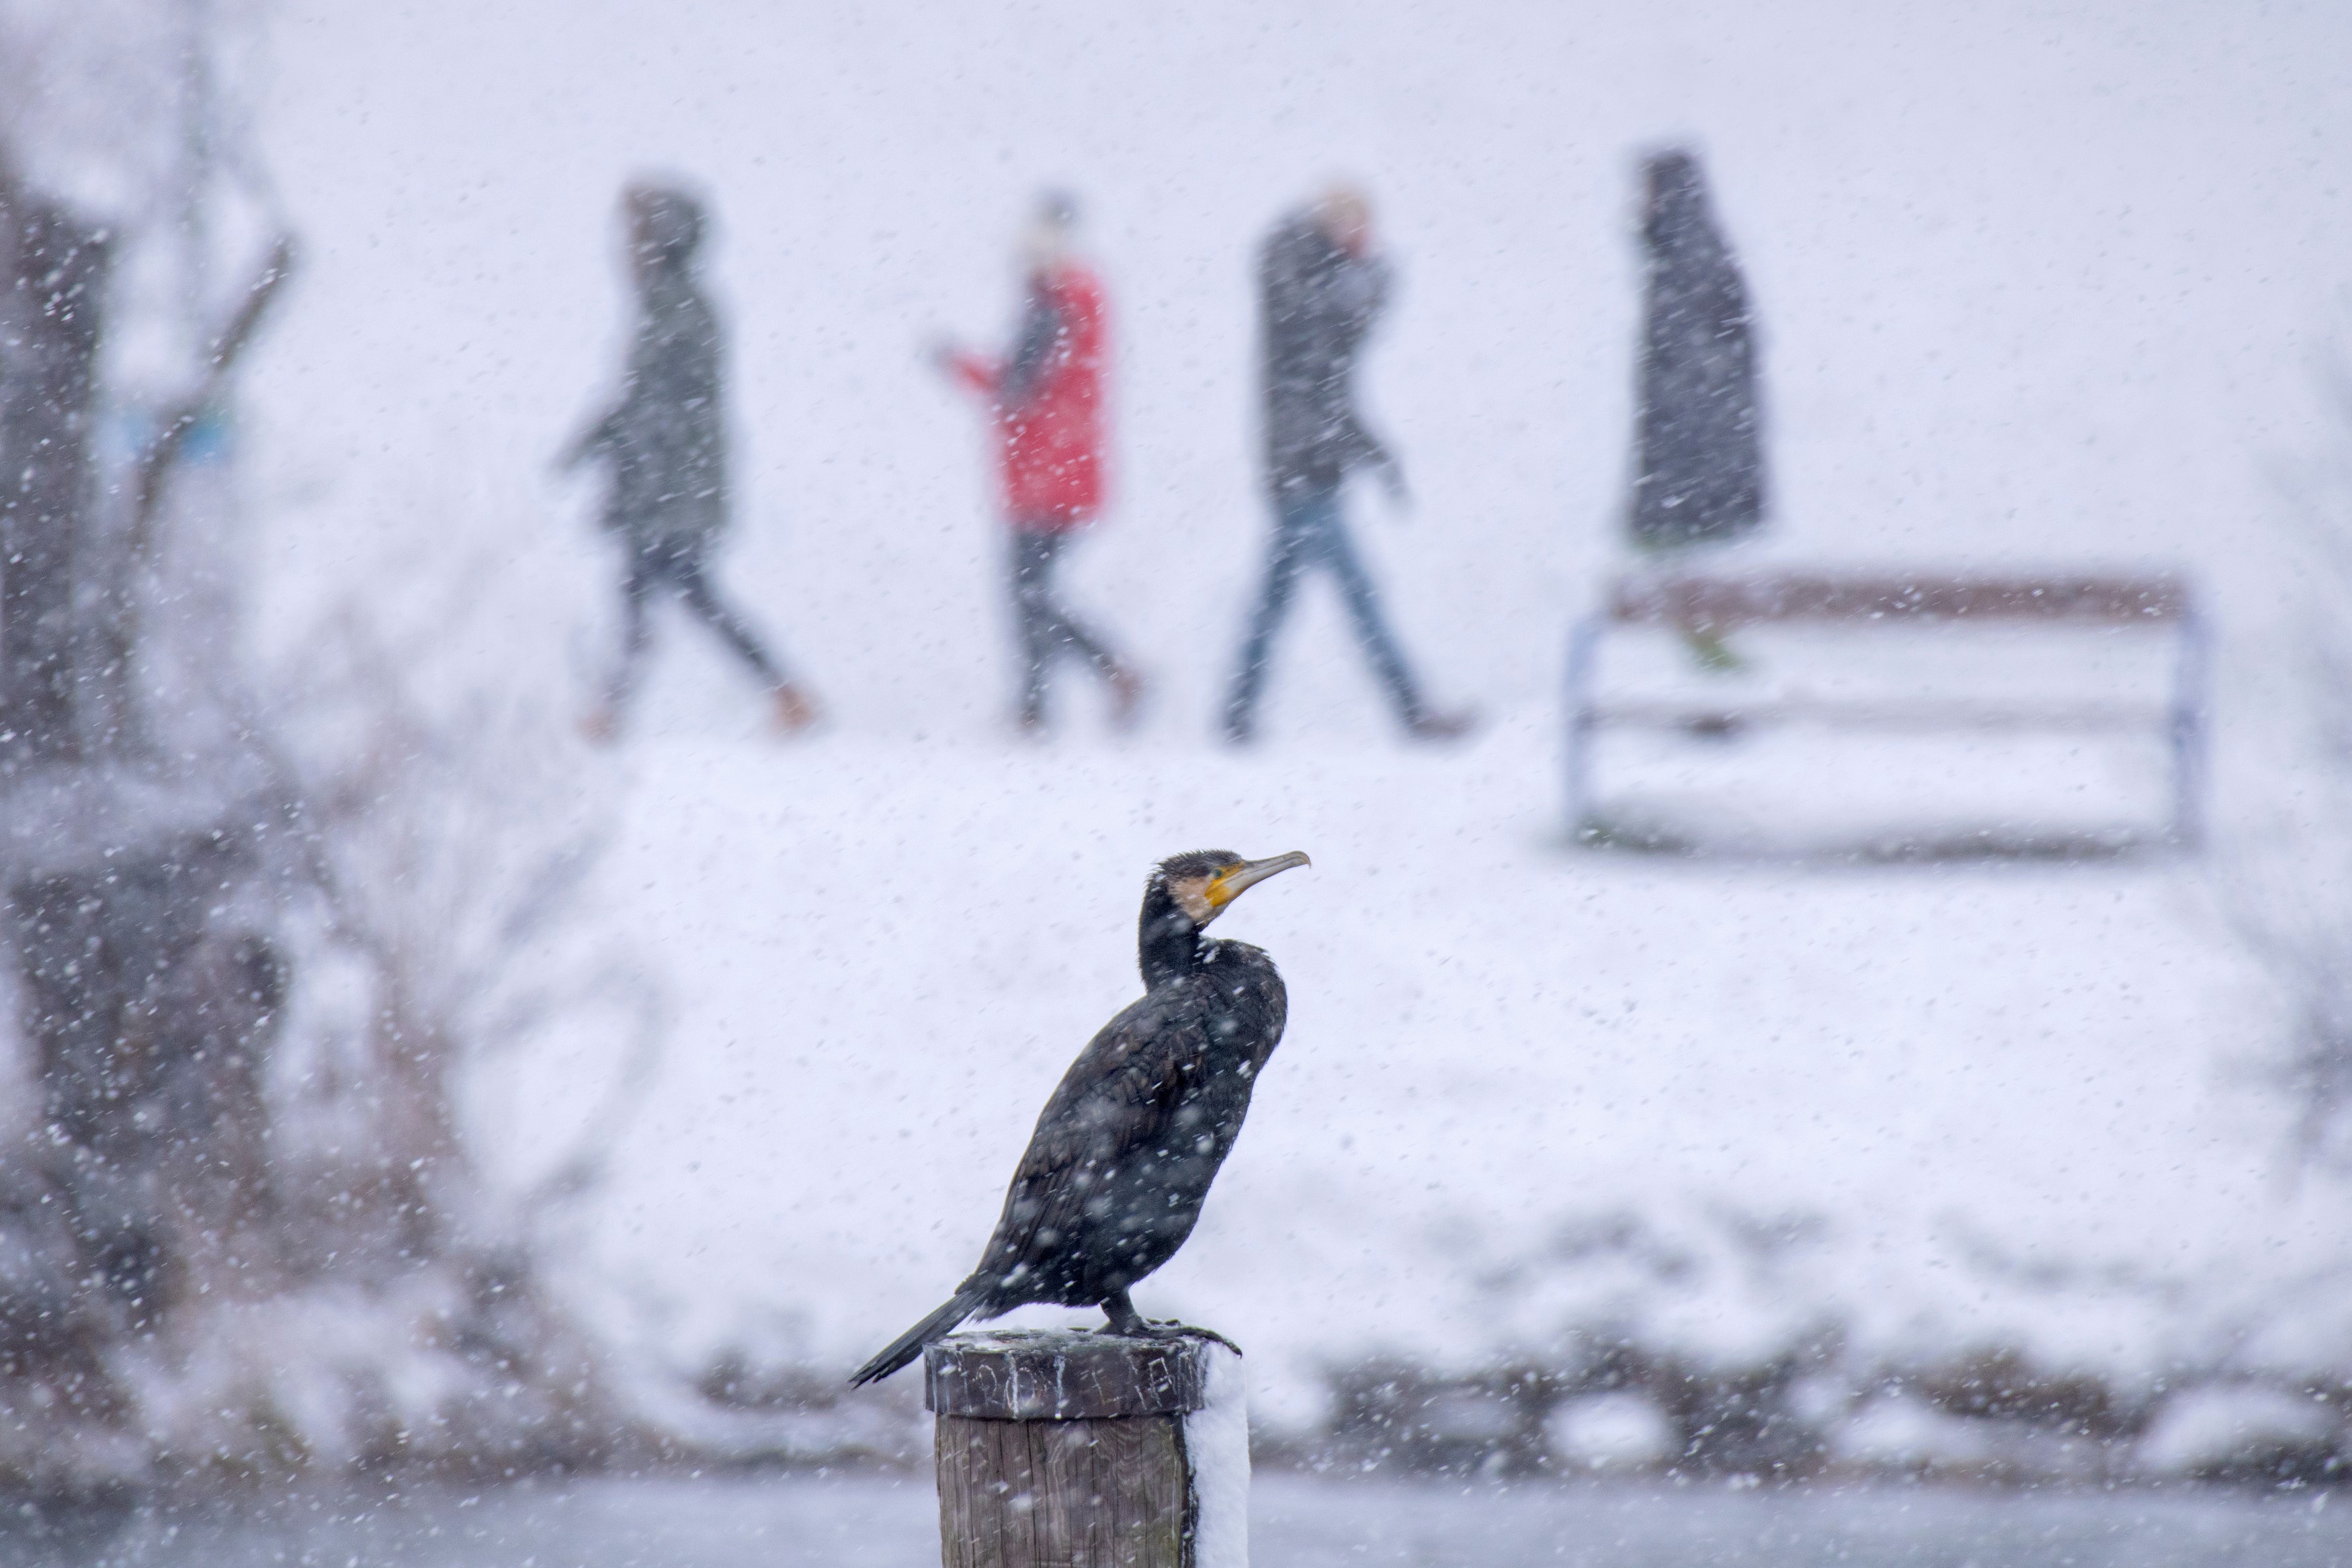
[1148,849,1312,932]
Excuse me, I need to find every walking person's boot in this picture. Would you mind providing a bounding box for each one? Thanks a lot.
[1107,664,1147,732]
[1679,626,1747,674]
[1406,705,1478,742]
[771,683,821,736]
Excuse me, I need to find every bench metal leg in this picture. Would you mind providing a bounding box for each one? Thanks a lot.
[2168,607,2211,850]
[1564,613,1605,842]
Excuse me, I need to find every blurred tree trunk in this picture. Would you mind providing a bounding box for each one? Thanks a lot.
[0,160,291,1477]
[0,156,624,1499]
[0,173,108,765]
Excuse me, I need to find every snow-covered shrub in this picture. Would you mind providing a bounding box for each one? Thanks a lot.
[1831,1393,2002,1475]
[1545,1391,1677,1472]
[2137,1384,2344,1485]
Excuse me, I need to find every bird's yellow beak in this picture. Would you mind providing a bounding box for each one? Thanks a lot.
[1204,851,1311,911]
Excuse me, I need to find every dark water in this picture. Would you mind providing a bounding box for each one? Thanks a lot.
[14,1473,2351,1567]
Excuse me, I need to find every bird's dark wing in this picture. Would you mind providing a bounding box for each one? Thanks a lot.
[972,1000,1210,1293]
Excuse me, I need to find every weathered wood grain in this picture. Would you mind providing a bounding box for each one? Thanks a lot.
[929,1331,1211,1567]
[935,1413,1189,1568]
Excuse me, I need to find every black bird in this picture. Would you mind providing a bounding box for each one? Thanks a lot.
[849,848,1310,1386]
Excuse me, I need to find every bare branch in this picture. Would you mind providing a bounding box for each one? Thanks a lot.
[126,231,296,557]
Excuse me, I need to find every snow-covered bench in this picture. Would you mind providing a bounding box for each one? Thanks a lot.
[1564,571,2210,857]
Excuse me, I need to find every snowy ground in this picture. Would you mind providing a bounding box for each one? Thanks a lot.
[509,721,2326,1436]
[214,0,2352,1447]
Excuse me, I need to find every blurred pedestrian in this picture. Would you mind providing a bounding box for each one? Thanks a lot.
[940,191,1143,736]
[561,179,818,742]
[1626,148,1765,670]
[1224,184,1470,745]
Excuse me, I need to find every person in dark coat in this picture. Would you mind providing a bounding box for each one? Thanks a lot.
[563,181,818,742]
[941,192,1142,736]
[1223,185,1470,745]
[1626,150,1766,668]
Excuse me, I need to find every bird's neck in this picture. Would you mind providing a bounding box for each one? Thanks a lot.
[1137,894,1206,990]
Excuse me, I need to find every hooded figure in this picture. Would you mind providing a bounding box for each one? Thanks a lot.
[584,186,726,551]
[562,181,816,740]
[1628,149,1765,550]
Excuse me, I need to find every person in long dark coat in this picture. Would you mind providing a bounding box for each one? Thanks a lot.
[1626,150,1765,670]
[1222,185,1470,745]
[1629,148,1765,552]
[563,181,818,742]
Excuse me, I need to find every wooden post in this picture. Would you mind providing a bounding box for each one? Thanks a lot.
[927,1328,1248,1568]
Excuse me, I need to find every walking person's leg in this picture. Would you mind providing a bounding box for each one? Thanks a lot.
[669,548,820,732]
[1320,498,1427,724]
[1222,492,1320,743]
[1009,531,1059,732]
[1023,529,1144,728]
[1322,505,1474,740]
[585,543,663,742]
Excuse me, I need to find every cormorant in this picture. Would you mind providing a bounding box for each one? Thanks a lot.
[849,848,1310,1387]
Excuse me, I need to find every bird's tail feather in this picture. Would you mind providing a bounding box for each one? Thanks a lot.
[848,1287,983,1387]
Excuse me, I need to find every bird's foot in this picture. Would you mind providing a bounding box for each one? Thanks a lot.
[1097,1318,1244,1356]
[1171,1323,1244,1357]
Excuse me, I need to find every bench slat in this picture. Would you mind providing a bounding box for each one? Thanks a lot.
[1582,697,2172,733]
[1610,574,2189,627]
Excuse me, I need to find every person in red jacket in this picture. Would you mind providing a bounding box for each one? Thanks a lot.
[941,192,1143,735]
